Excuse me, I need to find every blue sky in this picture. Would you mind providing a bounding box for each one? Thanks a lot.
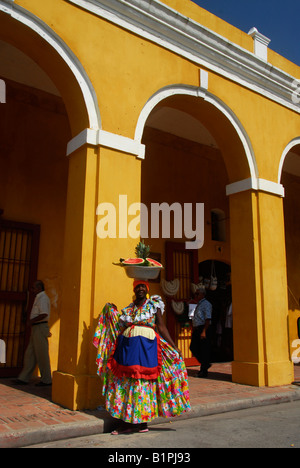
[192,0,300,66]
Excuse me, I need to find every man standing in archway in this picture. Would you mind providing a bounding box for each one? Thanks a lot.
[190,286,212,378]
[14,280,52,386]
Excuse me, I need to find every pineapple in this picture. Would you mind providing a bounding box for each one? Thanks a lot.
[135,240,151,260]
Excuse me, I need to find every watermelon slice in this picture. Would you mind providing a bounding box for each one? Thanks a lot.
[146,258,163,268]
[122,258,146,265]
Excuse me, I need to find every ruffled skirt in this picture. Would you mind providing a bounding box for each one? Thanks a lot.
[94,304,191,424]
[102,338,190,423]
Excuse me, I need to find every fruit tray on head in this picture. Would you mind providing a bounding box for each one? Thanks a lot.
[123,264,162,280]
[113,241,163,280]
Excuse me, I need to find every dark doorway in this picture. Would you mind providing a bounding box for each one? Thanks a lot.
[0,218,40,377]
[199,260,233,362]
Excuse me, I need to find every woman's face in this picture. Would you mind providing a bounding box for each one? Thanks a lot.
[134,283,148,300]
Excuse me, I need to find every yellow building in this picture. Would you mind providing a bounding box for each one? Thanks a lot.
[0,0,300,410]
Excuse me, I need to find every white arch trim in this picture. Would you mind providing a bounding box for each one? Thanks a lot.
[0,1,147,158]
[278,137,300,183]
[0,0,101,131]
[135,84,285,197]
[135,84,258,179]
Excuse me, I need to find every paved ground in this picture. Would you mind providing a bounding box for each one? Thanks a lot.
[0,362,300,448]
[27,400,300,448]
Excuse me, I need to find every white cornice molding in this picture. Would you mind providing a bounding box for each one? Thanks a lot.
[248,27,271,61]
[226,178,285,197]
[67,128,146,158]
[67,0,300,114]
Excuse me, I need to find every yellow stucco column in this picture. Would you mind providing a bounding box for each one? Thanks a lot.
[229,189,294,387]
[52,144,142,410]
[52,145,101,410]
[88,146,143,410]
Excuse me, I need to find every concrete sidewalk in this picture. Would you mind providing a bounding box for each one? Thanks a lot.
[1,362,300,448]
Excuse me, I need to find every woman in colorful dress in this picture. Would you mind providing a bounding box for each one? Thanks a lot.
[93,280,191,434]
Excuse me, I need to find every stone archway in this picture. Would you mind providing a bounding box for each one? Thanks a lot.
[0,5,102,406]
[135,85,257,185]
[280,140,300,364]
[136,86,253,372]
[136,85,293,387]
[0,40,72,375]
[0,3,100,133]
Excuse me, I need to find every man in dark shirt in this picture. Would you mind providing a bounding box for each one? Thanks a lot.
[190,286,212,378]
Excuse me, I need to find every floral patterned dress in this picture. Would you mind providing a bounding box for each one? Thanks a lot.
[93,296,191,424]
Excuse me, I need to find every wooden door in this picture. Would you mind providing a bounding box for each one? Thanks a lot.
[0,219,40,377]
[165,241,199,366]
